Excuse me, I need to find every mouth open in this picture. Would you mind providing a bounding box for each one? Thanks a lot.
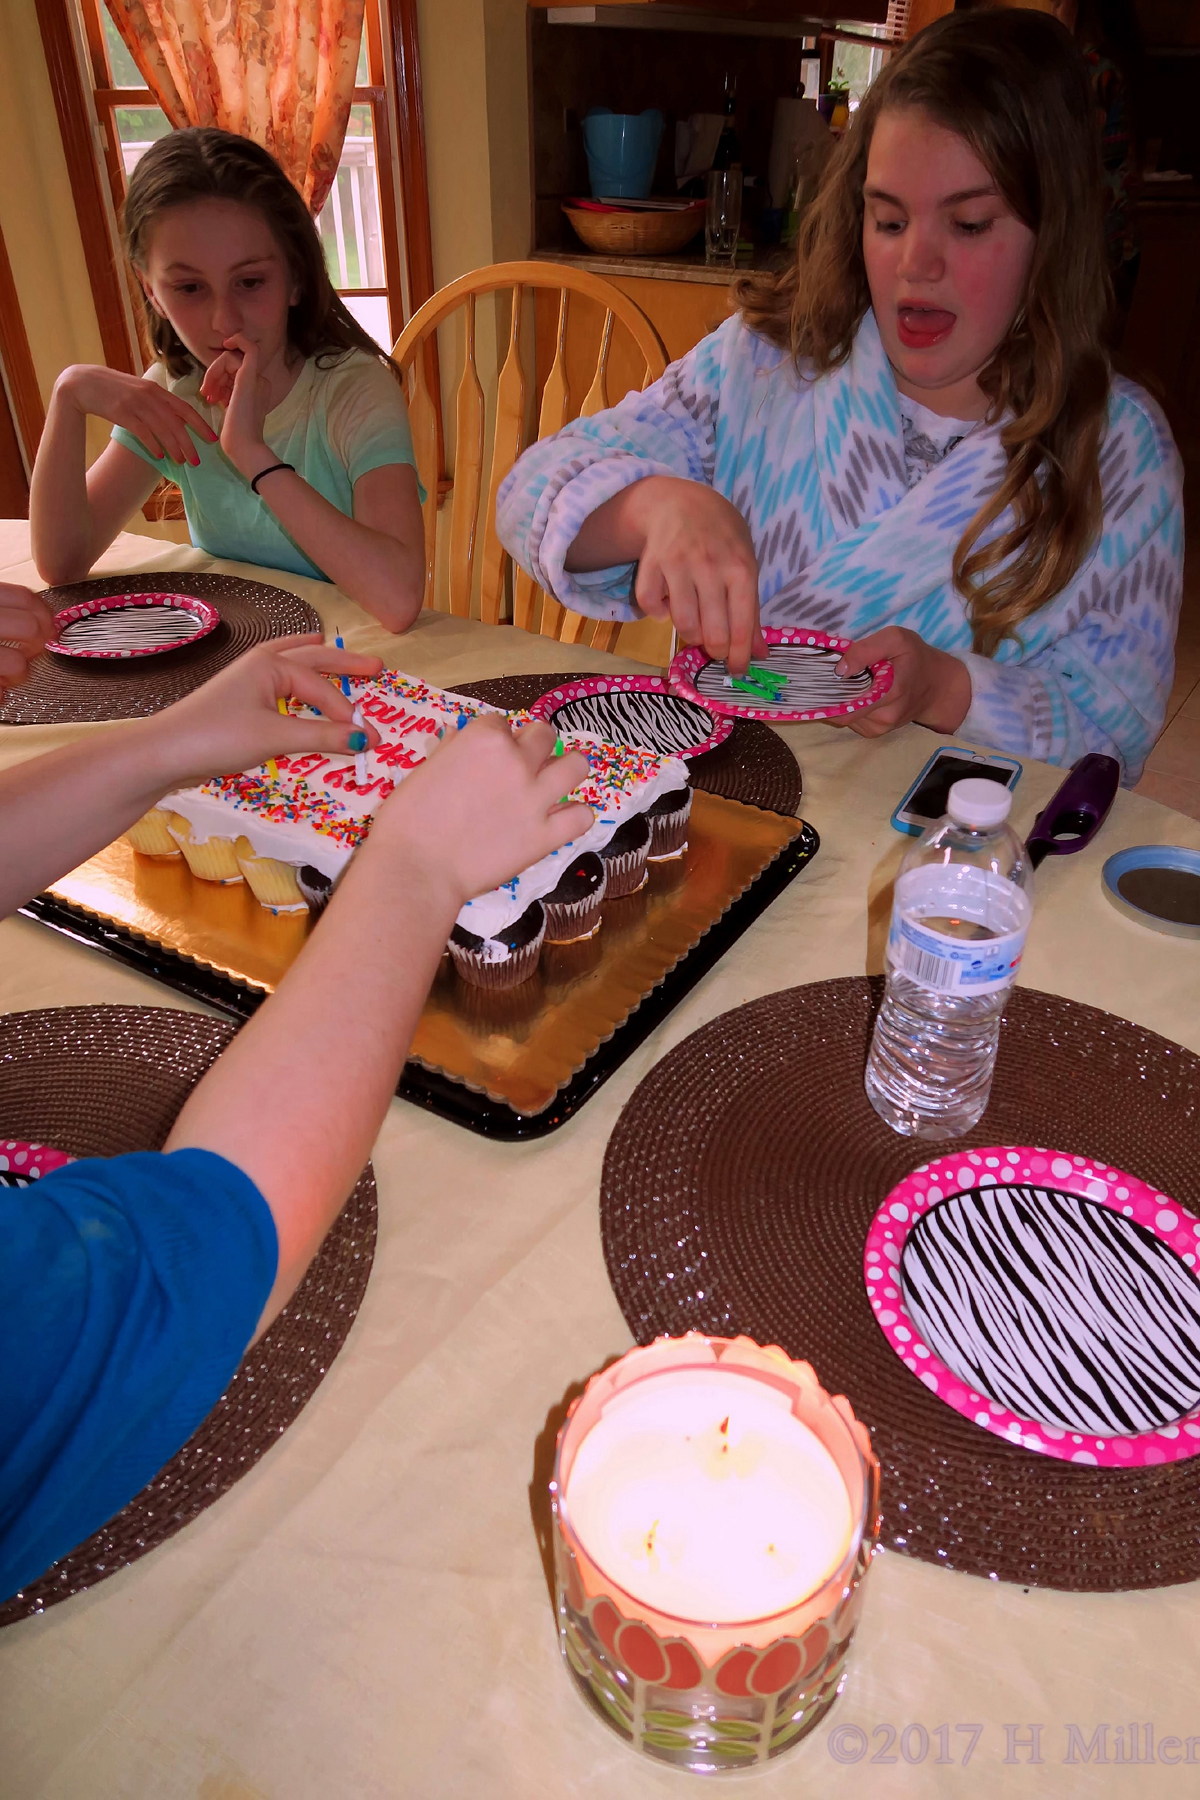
[896,305,956,350]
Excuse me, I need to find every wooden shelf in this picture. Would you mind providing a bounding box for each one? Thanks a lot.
[535,2,891,25]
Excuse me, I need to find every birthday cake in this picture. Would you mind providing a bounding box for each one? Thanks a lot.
[126,669,690,985]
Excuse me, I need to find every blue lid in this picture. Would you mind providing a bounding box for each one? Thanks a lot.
[1101,844,1200,939]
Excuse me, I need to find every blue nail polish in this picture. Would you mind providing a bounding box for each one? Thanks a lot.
[348,730,368,752]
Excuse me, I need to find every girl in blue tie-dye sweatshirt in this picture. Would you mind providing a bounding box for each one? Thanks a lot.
[499,11,1181,783]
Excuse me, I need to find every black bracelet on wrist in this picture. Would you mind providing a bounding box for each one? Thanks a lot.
[250,461,295,495]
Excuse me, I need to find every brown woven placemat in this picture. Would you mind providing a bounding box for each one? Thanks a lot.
[1,572,322,725]
[451,673,802,817]
[0,1005,376,1625]
[601,977,1200,1593]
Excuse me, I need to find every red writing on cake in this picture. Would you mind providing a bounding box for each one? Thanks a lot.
[373,742,428,770]
[322,766,396,800]
[275,752,330,776]
[358,697,444,735]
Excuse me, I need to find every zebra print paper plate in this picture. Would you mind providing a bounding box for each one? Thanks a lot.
[0,1140,73,1188]
[528,674,733,760]
[865,1149,1200,1469]
[48,592,220,660]
[669,627,893,723]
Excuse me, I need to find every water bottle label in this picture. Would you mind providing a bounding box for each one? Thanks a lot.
[888,865,1031,996]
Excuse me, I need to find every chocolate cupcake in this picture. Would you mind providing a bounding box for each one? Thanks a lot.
[542,851,607,943]
[456,978,544,1034]
[542,928,604,990]
[600,880,649,945]
[448,899,546,990]
[599,812,651,899]
[646,786,693,861]
[296,865,334,917]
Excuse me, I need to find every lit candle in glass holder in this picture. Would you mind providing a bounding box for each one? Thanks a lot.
[550,1335,879,1774]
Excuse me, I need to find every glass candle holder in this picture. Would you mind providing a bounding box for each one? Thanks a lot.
[550,1334,880,1774]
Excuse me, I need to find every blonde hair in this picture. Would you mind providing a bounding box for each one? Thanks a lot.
[736,9,1111,655]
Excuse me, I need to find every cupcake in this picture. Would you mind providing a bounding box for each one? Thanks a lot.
[542,928,604,991]
[125,807,180,859]
[295,865,335,917]
[648,850,689,898]
[448,899,546,990]
[646,786,692,861]
[456,978,544,1034]
[165,812,243,884]
[542,852,607,943]
[599,812,651,899]
[600,879,648,946]
[234,838,309,915]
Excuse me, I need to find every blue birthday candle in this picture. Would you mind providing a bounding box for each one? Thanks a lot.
[334,632,352,700]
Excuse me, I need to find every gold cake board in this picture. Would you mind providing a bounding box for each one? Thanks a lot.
[46,791,808,1118]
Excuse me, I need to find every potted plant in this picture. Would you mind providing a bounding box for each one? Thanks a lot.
[819,68,852,134]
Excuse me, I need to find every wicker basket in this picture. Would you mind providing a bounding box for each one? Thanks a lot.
[562,203,704,258]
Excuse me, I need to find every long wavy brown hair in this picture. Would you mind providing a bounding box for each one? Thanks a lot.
[121,127,398,381]
[736,10,1110,655]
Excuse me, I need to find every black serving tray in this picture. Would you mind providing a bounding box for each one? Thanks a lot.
[20,822,818,1139]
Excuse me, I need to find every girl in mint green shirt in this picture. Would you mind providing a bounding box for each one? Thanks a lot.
[31,128,425,634]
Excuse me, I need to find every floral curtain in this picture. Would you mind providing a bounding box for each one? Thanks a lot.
[105,0,366,216]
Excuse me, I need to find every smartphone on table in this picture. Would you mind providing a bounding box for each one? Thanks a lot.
[891,745,1022,837]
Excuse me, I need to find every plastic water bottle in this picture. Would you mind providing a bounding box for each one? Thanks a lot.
[865,778,1033,1139]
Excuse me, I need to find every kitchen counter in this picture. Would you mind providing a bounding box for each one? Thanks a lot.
[1138,177,1200,209]
[533,246,788,287]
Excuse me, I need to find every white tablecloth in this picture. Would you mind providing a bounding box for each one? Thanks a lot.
[1,525,1199,1799]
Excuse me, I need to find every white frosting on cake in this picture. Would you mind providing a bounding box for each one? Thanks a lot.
[156,670,687,937]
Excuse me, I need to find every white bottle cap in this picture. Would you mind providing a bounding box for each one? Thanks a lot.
[947,777,1013,829]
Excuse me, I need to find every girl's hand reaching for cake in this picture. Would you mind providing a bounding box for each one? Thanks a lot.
[162,635,385,780]
[0,584,58,689]
[164,714,593,1334]
[0,635,382,919]
[368,715,593,907]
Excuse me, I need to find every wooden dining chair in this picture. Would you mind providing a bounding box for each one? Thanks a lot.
[390,260,671,660]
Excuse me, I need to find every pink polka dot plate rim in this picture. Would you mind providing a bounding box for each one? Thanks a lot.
[49,592,220,660]
[864,1147,1200,1470]
[527,674,733,760]
[0,1140,74,1184]
[668,627,894,723]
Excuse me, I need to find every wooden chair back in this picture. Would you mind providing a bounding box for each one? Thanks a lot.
[390,260,669,657]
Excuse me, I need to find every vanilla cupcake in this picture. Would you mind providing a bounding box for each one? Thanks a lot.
[234,838,308,914]
[646,786,692,861]
[125,808,180,859]
[165,812,242,884]
[448,900,546,990]
[599,812,651,898]
[542,852,607,943]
